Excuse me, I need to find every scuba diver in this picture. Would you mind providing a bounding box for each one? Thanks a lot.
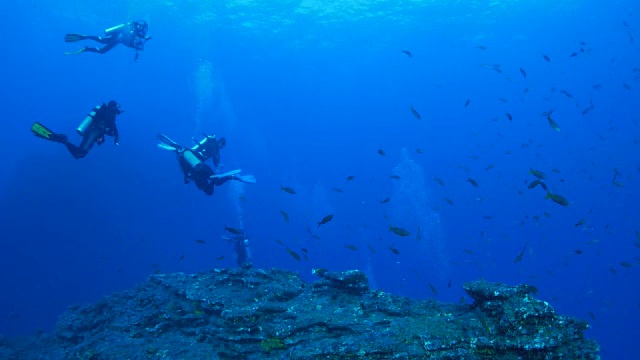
[30,101,123,159]
[156,133,256,195]
[223,232,251,267]
[64,20,152,61]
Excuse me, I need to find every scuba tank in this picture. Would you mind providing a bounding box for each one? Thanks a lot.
[77,104,103,136]
[104,23,128,36]
[182,150,202,169]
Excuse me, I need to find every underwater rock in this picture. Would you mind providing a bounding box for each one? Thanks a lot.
[2,265,599,359]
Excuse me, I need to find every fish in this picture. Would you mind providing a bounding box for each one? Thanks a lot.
[312,268,329,277]
[485,163,495,171]
[390,175,401,180]
[380,197,391,204]
[545,192,569,206]
[225,226,244,235]
[377,149,386,156]
[434,177,445,186]
[389,225,410,237]
[447,279,452,288]
[559,90,573,98]
[215,256,224,260]
[274,239,285,246]
[179,254,185,261]
[527,179,546,190]
[346,175,356,181]
[195,239,206,244]
[620,261,632,268]
[543,54,551,62]
[416,148,424,154]
[513,245,526,263]
[280,210,290,223]
[592,84,602,90]
[464,248,474,255]
[332,187,344,193]
[588,312,596,321]
[519,67,527,78]
[388,246,400,255]
[401,49,413,58]
[569,52,578,58]
[429,283,438,296]
[280,185,296,194]
[581,101,595,115]
[464,98,471,107]
[546,115,561,132]
[467,178,479,187]
[286,248,301,261]
[367,244,377,253]
[529,168,547,180]
[623,83,631,90]
[409,105,421,120]
[476,45,488,50]
[445,198,454,205]
[505,112,513,121]
[483,215,494,220]
[344,244,358,251]
[317,214,334,227]
[574,249,583,255]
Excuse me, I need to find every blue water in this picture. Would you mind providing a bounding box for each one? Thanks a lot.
[1,0,638,358]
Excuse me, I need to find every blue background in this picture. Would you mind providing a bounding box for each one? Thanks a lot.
[0,0,638,358]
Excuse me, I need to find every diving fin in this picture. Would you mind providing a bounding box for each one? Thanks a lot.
[210,169,242,179]
[31,122,68,143]
[236,174,256,184]
[64,34,86,42]
[64,47,87,55]
[156,133,182,150]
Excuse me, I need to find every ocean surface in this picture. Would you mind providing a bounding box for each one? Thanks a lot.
[1,0,638,358]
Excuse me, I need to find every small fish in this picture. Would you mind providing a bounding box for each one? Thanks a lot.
[581,101,595,115]
[476,45,488,50]
[318,214,334,227]
[574,249,583,255]
[367,244,377,253]
[484,163,495,171]
[505,112,513,121]
[519,67,527,79]
[401,49,413,58]
[390,175,401,180]
[588,312,596,321]
[464,98,471,107]
[569,52,578,58]
[380,197,391,204]
[346,175,355,181]
[546,115,561,132]
[377,149,386,156]
[332,187,344,193]
[445,198,454,205]
[286,248,301,261]
[543,54,551,62]
[225,226,244,235]
[612,181,625,188]
[389,225,410,237]
[280,209,290,223]
[483,215,494,220]
[592,84,603,90]
[620,261,632,268]
[545,191,569,206]
[429,283,438,296]
[529,168,547,180]
[179,254,185,261]
[312,268,329,277]
[195,239,206,245]
[623,83,631,90]
[388,246,400,255]
[513,245,526,263]
[559,90,573,98]
[416,148,424,154]
[274,239,285,246]
[280,185,296,194]
[467,178,479,187]
[527,179,543,189]
[464,248,474,255]
[215,255,225,260]
[409,105,421,120]
[434,177,445,186]
[344,244,358,251]
[447,279,452,288]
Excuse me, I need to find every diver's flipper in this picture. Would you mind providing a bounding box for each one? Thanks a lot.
[64,34,86,42]
[236,174,256,184]
[210,169,242,179]
[31,122,68,143]
[64,47,87,55]
[156,133,182,151]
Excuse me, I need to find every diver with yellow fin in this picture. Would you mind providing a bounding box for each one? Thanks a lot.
[157,133,256,195]
[31,101,122,159]
[65,20,151,61]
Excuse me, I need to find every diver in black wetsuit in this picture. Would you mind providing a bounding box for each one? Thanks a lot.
[30,101,122,159]
[64,20,152,61]
[156,133,255,196]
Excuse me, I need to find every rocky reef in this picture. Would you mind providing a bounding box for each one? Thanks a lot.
[0,264,599,359]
